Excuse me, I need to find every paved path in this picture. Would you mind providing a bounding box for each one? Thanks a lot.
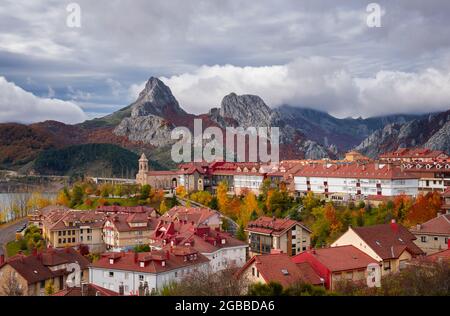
[0,218,28,256]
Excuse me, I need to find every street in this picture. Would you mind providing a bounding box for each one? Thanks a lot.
[0,218,28,256]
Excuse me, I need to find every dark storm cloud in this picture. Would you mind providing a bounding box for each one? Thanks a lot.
[0,0,449,122]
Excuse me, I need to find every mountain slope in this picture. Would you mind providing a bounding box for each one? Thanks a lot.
[32,143,162,177]
[276,105,423,151]
[355,110,450,157]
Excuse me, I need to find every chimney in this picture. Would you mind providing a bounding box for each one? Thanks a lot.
[390,219,398,233]
[437,211,442,218]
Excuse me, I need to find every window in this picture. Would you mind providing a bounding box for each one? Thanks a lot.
[58,231,62,236]
[252,267,255,276]
[109,272,114,277]
[434,237,438,241]
[80,229,83,234]
[87,236,92,241]
[421,236,427,243]
[256,270,260,278]
[87,229,92,234]
[139,275,144,281]
[72,238,75,243]
[40,281,45,289]
[383,261,391,271]
[58,238,61,244]
[175,272,178,278]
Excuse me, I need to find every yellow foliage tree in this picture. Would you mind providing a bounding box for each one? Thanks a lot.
[56,190,70,207]
[159,199,168,214]
[240,191,259,227]
[216,181,229,213]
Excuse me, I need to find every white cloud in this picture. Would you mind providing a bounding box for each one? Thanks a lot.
[0,76,87,124]
[124,57,449,118]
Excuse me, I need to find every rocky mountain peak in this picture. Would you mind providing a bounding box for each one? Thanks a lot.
[131,77,186,118]
[219,93,278,128]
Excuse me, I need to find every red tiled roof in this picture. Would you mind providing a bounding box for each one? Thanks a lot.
[96,206,157,214]
[426,249,450,262]
[1,248,89,285]
[292,245,377,272]
[380,148,448,159]
[351,223,425,259]
[246,216,311,236]
[91,247,209,273]
[294,162,416,180]
[410,214,450,236]
[106,212,158,232]
[52,284,119,296]
[237,253,322,288]
[43,210,107,231]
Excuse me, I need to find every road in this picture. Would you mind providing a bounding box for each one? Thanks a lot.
[0,218,28,256]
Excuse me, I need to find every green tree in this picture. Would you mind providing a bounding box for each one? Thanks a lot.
[70,185,84,207]
[247,282,284,296]
[140,185,151,200]
[236,223,247,241]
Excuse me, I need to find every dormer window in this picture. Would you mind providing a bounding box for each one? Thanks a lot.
[221,239,226,245]
[140,261,145,268]
[109,258,114,265]
[162,261,166,267]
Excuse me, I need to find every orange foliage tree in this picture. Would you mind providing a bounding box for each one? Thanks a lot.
[406,192,442,226]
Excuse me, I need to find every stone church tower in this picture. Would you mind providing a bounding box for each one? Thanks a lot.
[136,153,149,185]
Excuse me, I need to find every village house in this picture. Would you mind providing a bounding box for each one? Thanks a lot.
[291,245,377,290]
[42,209,107,253]
[0,248,89,296]
[162,206,222,229]
[245,216,311,257]
[89,246,210,295]
[410,213,450,254]
[151,215,248,272]
[331,221,425,276]
[236,253,323,291]
[102,209,159,252]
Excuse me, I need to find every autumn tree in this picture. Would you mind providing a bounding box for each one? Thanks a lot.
[175,186,187,199]
[216,181,230,214]
[159,199,168,214]
[239,191,259,227]
[406,192,442,226]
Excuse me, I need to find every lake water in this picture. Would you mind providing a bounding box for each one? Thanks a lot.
[0,192,56,222]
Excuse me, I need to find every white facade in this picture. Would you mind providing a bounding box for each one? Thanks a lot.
[89,262,209,295]
[234,174,265,195]
[203,245,247,272]
[294,176,419,197]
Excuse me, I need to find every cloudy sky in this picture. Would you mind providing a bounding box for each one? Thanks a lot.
[0,0,449,124]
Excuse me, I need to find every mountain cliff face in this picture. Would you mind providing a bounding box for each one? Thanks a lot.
[275,105,422,151]
[355,110,450,157]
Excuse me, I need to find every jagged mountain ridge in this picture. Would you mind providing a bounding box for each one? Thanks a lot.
[355,110,450,158]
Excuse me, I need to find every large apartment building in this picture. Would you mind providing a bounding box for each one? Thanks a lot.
[293,162,419,200]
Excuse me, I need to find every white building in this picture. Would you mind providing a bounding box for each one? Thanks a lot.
[294,162,419,198]
[89,247,210,295]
